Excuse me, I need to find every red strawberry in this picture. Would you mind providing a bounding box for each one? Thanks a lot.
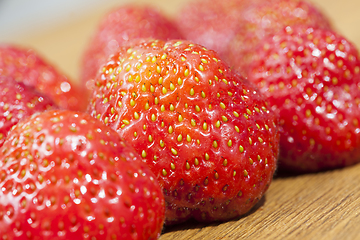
[0,110,165,239]
[0,45,87,111]
[175,0,248,58]
[88,39,279,224]
[81,5,182,94]
[225,0,332,75]
[0,76,57,147]
[246,25,360,172]
[176,0,332,75]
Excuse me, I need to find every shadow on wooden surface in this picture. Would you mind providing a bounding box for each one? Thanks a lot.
[161,195,266,234]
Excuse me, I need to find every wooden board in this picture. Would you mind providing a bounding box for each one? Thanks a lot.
[2,0,360,239]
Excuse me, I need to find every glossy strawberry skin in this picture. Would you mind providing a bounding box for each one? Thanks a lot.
[225,0,332,75]
[88,39,279,224]
[0,45,86,111]
[0,76,57,147]
[247,25,360,172]
[81,5,182,93]
[0,110,165,239]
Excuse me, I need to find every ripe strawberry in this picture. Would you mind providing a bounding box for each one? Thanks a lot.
[175,0,248,57]
[176,0,332,75]
[0,76,57,147]
[0,110,165,239]
[88,39,279,224]
[246,25,360,172]
[225,0,332,75]
[81,5,182,93]
[0,45,87,111]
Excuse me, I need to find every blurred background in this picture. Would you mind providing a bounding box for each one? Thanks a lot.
[0,0,359,82]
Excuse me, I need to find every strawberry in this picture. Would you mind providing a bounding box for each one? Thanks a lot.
[0,76,57,147]
[246,25,360,172]
[0,45,87,111]
[88,39,279,224]
[81,5,182,94]
[175,0,248,58]
[176,0,332,76]
[225,0,332,75]
[0,110,165,239]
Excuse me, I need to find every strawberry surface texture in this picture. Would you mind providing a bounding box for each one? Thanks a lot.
[246,25,360,172]
[0,45,86,111]
[0,76,58,147]
[176,0,332,76]
[88,39,280,224]
[81,5,182,94]
[0,110,165,239]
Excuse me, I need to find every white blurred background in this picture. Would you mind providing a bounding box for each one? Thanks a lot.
[0,0,359,82]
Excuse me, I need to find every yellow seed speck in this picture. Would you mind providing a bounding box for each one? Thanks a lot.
[199,64,204,71]
[148,135,153,142]
[125,64,131,72]
[170,83,175,91]
[150,85,155,92]
[195,105,201,112]
[233,111,239,117]
[168,126,174,134]
[184,69,189,77]
[178,114,183,122]
[203,122,208,130]
[227,140,232,147]
[130,99,135,107]
[162,169,167,176]
[239,145,244,153]
[170,104,175,111]
[220,102,226,109]
[244,170,248,177]
[205,153,210,160]
[191,119,196,126]
[186,161,190,170]
[215,120,221,128]
[194,158,199,166]
[171,148,178,155]
[177,134,183,142]
[160,140,165,148]
[223,159,228,167]
[190,88,195,96]
[145,102,150,110]
[152,56,157,63]
[162,87,167,94]
[201,91,206,98]
[213,141,218,148]
[186,135,192,142]
[170,163,176,170]
[178,77,183,85]
[141,150,147,158]
[151,114,156,122]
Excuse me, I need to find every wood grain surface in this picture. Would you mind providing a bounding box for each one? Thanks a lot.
[2,0,360,239]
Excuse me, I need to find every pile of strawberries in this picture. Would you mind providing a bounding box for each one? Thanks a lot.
[1,0,360,239]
